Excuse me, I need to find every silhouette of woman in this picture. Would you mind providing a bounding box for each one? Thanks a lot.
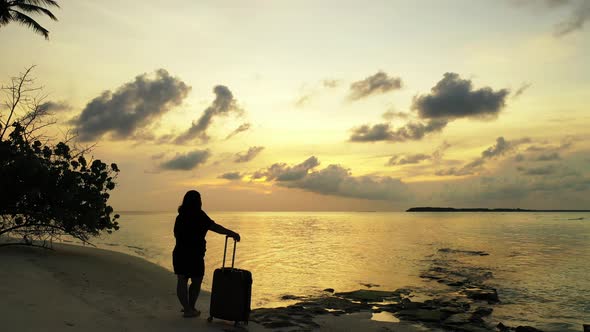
[173,190,240,317]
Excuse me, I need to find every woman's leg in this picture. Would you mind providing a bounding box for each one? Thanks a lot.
[188,275,203,312]
[176,275,190,312]
[188,258,205,313]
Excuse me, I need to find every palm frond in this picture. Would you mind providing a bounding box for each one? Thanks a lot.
[17,0,60,9]
[0,13,12,26]
[10,9,49,39]
[13,3,57,20]
[1,1,11,25]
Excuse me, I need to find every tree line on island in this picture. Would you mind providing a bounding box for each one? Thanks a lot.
[407,207,590,212]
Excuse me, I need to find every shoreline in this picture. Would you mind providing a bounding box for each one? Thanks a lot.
[1,242,582,331]
[0,242,424,331]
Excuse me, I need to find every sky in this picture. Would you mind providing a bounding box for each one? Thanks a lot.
[1,0,589,211]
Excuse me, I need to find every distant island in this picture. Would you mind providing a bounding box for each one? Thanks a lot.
[406,207,590,212]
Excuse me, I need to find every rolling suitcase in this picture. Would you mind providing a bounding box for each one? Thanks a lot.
[207,236,252,326]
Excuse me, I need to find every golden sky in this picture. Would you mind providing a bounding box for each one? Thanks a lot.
[1,0,589,211]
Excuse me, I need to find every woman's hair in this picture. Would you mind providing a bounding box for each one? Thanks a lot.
[178,190,201,214]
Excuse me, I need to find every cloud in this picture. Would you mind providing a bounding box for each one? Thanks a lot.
[284,164,410,201]
[348,71,403,101]
[294,79,341,107]
[253,156,320,181]
[349,119,448,142]
[349,73,508,143]
[386,141,450,167]
[322,79,340,88]
[436,136,530,176]
[517,164,559,175]
[382,111,410,121]
[175,85,241,143]
[432,141,452,162]
[71,69,190,142]
[481,136,514,158]
[443,170,590,205]
[387,154,430,166]
[526,145,545,152]
[554,0,590,36]
[151,152,167,160]
[512,82,532,99]
[510,0,571,9]
[160,149,210,170]
[38,101,71,113]
[389,120,448,142]
[513,0,589,36]
[234,146,265,163]
[534,152,561,161]
[225,123,251,140]
[412,72,510,120]
[294,94,312,108]
[526,138,574,153]
[251,157,410,201]
[349,123,391,142]
[522,138,573,161]
[219,172,243,180]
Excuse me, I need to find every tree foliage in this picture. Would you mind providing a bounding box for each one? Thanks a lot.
[0,67,120,246]
[0,0,60,39]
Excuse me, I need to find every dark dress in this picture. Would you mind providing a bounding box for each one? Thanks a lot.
[172,210,215,278]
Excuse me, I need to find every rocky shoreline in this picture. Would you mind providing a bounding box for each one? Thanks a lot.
[250,248,555,332]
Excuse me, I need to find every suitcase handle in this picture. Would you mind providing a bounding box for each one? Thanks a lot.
[222,235,237,269]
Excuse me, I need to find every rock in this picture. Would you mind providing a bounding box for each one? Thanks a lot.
[396,288,412,295]
[292,317,320,328]
[299,296,369,313]
[438,248,490,256]
[395,309,450,322]
[443,313,473,325]
[287,304,306,312]
[420,273,443,280]
[323,288,335,293]
[439,306,467,314]
[515,326,544,332]
[584,324,590,332]
[360,282,380,288]
[281,294,303,300]
[308,307,329,315]
[497,322,511,331]
[400,299,424,310]
[462,287,499,303]
[373,304,399,313]
[452,325,494,332]
[335,289,403,303]
[473,306,493,317]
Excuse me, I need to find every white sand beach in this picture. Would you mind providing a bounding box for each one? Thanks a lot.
[0,243,424,332]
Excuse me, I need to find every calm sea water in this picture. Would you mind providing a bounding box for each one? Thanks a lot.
[92,211,589,331]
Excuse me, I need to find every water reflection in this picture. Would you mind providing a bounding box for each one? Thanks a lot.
[95,211,590,331]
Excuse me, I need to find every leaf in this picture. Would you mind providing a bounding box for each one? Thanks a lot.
[10,10,49,39]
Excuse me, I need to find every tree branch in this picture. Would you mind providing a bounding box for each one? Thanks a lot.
[0,66,36,141]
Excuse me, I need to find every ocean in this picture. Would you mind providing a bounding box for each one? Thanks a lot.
[91,211,590,331]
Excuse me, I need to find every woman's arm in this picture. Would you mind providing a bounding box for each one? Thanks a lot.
[209,222,240,241]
